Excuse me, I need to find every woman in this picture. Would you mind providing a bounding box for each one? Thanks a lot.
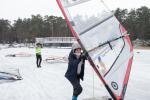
[65,43,86,100]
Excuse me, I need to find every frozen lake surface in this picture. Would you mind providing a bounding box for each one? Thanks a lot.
[0,47,150,100]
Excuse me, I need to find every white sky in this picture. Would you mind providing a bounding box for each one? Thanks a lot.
[0,0,150,22]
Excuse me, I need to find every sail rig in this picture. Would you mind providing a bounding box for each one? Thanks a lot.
[0,68,22,84]
[56,0,133,100]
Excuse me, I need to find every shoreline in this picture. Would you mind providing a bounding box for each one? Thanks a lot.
[134,46,150,50]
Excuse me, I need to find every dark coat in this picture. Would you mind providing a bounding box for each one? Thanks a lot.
[65,50,85,82]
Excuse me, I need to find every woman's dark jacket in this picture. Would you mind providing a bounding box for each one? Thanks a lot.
[65,50,85,82]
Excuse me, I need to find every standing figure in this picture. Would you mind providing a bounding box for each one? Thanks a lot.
[35,43,42,68]
[65,43,86,100]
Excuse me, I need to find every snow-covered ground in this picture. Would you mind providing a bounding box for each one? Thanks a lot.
[0,46,150,100]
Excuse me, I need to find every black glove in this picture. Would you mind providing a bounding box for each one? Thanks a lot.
[80,52,88,60]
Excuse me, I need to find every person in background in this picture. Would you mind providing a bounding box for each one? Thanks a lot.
[98,56,107,75]
[35,43,42,68]
[65,43,87,100]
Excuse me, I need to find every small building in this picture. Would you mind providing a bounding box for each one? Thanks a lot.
[35,37,76,47]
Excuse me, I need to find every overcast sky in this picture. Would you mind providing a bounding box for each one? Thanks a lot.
[0,0,150,22]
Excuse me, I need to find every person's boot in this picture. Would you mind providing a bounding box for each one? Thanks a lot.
[37,65,40,68]
[72,96,77,100]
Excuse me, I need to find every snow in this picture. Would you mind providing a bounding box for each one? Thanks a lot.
[0,46,150,100]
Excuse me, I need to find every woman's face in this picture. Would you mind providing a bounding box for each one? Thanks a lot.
[75,48,81,53]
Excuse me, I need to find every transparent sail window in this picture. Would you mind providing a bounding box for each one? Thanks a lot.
[63,0,112,34]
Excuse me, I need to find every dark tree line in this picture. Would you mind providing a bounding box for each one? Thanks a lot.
[0,6,150,43]
[0,15,72,43]
[115,6,150,40]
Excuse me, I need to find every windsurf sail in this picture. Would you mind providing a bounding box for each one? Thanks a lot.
[5,52,32,57]
[0,68,22,84]
[45,55,68,63]
[56,0,133,100]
